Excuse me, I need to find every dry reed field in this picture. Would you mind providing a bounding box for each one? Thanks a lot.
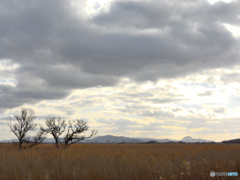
[0,143,240,180]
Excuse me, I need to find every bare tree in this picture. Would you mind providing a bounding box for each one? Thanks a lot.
[63,119,97,148]
[41,118,97,148]
[40,117,67,148]
[7,108,45,149]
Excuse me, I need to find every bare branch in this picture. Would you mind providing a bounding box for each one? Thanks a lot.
[63,119,97,148]
[40,117,67,148]
[41,117,97,148]
[7,108,44,149]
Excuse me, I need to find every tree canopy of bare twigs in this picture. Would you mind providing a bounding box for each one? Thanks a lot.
[40,117,67,148]
[7,108,45,149]
[64,119,97,148]
[41,118,97,148]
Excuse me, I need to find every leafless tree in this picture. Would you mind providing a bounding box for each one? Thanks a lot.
[41,118,97,148]
[63,119,97,148]
[7,108,45,149]
[40,117,67,148]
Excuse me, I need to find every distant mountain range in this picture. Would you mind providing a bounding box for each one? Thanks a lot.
[0,135,216,144]
[89,135,215,143]
[221,138,240,144]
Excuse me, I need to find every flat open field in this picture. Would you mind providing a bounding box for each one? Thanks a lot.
[0,143,239,180]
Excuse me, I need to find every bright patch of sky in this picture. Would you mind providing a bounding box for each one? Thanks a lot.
[85,0,112,16]
[223,24,240,38]
[0,59,19,71]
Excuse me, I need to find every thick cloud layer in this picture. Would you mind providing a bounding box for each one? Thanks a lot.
[0,0,240,111]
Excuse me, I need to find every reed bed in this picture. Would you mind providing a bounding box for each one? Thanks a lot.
[0,143,239,180]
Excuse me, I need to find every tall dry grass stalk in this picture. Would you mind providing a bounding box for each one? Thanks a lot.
[0,143,239,180]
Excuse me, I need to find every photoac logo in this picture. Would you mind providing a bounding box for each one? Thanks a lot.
[210,171,238,177]
[210,171,215,177]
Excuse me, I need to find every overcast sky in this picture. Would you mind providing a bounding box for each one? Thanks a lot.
[0,0,240,142]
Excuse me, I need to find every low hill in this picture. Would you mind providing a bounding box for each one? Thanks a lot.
[180,136,215,143]
[221,138,240,144]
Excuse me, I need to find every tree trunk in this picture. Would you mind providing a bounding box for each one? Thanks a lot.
[19,141,22,149]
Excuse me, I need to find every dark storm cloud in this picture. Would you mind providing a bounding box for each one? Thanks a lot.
[91,0,240,79]
[0,0,240,111]
[93,0,240,29]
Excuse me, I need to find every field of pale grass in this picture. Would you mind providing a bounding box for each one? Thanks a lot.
[0,143,239,180]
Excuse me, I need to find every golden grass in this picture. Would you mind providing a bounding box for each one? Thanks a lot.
[0,143,239,180]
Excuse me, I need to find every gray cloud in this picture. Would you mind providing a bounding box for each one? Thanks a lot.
[117,92,153,98]
[91,0,240,80]
[97,117,180,134]
[114,118,139,126]
[0,122,5,125]
[0,115,10,124]
[92,0,240,28]
[170,106,184,112]
[69,100,97,108]
[179,119,208,129]
[97,118,141,133]
[148,97,186,104]
[117,104,175,119]
[140,109,175,119]
[198,90,213,96]
[0,0,240,111]
[212,106,228,113]
[221,72,240,83]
